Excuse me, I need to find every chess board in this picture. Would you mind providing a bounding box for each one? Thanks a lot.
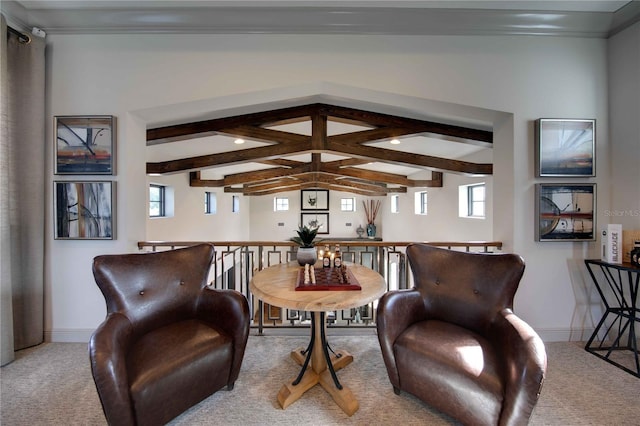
[296,266,361,291]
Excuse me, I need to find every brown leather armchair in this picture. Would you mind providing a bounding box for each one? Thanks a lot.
[377,244,546,426]
[89,243,250,426]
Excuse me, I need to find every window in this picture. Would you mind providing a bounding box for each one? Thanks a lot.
[340,197,355,212]
[205,192,217,214]
[415,191,428,215]
[459,183,486,218]
[390,195,399,213]
[149,184,165,217]
[274,197,289,211]
[232,195,240,213]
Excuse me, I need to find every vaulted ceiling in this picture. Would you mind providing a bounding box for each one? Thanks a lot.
[146,103,493,196]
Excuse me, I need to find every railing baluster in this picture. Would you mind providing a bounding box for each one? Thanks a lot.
[137,240,502,333]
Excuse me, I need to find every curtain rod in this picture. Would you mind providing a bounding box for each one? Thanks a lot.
[7,25,30,43]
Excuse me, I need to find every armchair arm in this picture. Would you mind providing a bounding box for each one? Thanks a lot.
[376,289,426,389]
[196,288,250,385]
[88,312,135,426]
[492,309,547,426]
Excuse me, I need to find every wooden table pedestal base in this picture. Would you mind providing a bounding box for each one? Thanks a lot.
[276,312,359,416]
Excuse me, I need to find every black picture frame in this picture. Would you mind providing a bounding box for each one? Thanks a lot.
[535,183,595,242]
[535,118,595,177]
[54,181,115,240]
[301,189,329,210]
[301,212,329,234]
[54,115,116,175]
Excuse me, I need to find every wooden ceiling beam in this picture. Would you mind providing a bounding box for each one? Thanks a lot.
[147,140,310,174]
[147,103,492,146]
[243,177,301,192]
[321,163,418,186]
[222,163,312,185]
[215,125,310,144]
[326,140,492,175]
[147,104,318,144]
[319,104,492,144]
[190,161,443,190]
[149,102,492,194]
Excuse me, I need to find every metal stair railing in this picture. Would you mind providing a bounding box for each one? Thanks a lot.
[138,240,502,334]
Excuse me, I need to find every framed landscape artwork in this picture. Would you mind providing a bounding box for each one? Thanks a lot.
[301,212,329,234]
[54,181,115,240]
[301,189,329,210]
[535,183,595,242]
[55,115,116,175]
[535,118,595,177]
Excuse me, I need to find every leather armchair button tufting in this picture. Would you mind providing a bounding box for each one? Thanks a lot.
[89,243,251,426]
[376,243,546,426]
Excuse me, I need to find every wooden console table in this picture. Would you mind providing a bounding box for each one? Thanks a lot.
[584,259,640,378]
[249,262,386,415]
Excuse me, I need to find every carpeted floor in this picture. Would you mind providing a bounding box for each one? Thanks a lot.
[1,332,639,425]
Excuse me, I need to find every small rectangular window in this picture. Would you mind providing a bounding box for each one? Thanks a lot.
[468,184,485,217]
[391,195,399,213]
[414,191,428,215]
[205,192,217,214]
[274,197,289,211]
[459,183,486,218]
[232,195,240,213]
[149,184,165,217]
[340,198,355,212]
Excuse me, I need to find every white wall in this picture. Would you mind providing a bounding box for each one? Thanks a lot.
[44,30,639,342]
[146,174,250,242]
[608,23,640,230]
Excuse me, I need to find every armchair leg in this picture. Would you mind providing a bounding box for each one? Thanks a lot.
[393,386,401,395]
[227,383,235,391]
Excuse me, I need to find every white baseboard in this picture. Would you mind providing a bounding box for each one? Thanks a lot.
[45,326,596,344]
[536,327,596,343]
[45,329,94,343]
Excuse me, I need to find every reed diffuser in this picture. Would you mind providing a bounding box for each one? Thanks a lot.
[363,199,381,238]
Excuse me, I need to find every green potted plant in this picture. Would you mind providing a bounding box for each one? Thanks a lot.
[291,224,322,265]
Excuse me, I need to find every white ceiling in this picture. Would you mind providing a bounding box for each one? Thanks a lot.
[4,1,639,38]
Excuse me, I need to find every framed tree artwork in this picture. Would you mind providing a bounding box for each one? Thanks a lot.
[535,183,595,242]
[54,181,115,240]
[301,212,329,234]
[54,115,116,175]
[301,189,329,210]
[535,118,595,177]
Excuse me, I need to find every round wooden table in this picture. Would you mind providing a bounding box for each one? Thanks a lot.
[250,262,386,416]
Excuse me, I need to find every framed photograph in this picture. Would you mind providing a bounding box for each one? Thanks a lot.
[535,118,595,177]
[54,181,115,240]
[301,212,329,234]
[55,115,116,175]
[535,183,595,242]
[301,189,329,210]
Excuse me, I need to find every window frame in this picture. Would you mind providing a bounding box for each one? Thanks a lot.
[390,195,399,213]
[467,183,486,218]
[415,191,428,215]
[274,197,289,211]
[149,184,166,217]
[205,191,217,214]
[340,197,355,212]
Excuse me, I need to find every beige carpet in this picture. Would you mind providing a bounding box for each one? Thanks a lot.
[1,332,639,425]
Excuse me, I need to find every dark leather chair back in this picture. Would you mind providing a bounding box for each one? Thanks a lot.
[407,243,525,335]
[89,244,250,426]
[377,244,545,426]
[93,243,213,337]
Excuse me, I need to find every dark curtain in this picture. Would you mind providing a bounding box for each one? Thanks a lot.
[1,15,46,365]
